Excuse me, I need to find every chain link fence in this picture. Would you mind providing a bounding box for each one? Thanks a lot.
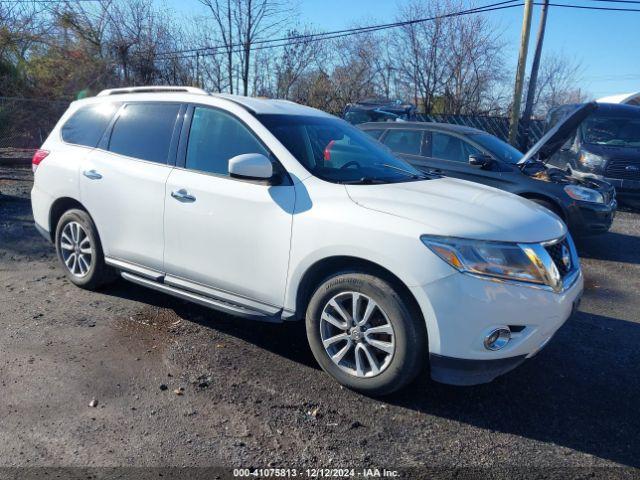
[419,113,545,149]
[0,97,69,161]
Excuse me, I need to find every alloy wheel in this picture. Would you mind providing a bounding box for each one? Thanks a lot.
[319,291,395,378]
[59,221,93,278]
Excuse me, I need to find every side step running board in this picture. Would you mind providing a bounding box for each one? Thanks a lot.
[121,272,283,323]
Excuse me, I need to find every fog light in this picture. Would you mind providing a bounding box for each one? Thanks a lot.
[484,328,511,351]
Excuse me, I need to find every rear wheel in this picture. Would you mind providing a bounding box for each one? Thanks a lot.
[55,209,116,290]
[305,272,426,396]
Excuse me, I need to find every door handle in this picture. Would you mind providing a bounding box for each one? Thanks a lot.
[171,189,196,203]
[83,169,102,180]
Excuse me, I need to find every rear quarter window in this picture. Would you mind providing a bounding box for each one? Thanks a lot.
[61,103,121,147]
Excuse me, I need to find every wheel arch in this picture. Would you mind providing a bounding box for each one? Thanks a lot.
[518,192,567,220]
[294,256,425,330]
[48,197,91,242]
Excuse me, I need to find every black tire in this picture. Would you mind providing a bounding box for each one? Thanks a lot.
[55,209,117,290]
[305,272,427,396]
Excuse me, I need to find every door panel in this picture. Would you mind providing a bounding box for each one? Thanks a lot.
[163,170,294,306]
[80,151,172,270]
[163,104,294,307]
[79,102,183,270]
[404,131,510,190]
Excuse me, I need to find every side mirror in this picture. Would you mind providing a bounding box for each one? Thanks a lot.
[469,154,493,169]
[228,153,274,181]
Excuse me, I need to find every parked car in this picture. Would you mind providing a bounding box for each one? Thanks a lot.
[32,86,582,395]
[343,98,417,125]
[545,102,640,208]
[359,103,617,236]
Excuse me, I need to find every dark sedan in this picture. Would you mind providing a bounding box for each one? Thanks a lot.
[359,103,617,236]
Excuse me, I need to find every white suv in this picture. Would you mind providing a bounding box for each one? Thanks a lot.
[31,87,583,395]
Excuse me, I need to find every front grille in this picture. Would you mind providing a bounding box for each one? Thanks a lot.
[545,239,572,277]
[605,158,640,180]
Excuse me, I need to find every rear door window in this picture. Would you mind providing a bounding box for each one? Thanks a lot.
[108,103,181,164]
[61,103,120,147]
[363,129,385,140]
[381,129,423,155]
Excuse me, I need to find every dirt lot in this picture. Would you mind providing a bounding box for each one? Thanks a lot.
[1,166,639,476]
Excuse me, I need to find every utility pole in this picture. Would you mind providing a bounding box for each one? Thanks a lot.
[196,52,201,88]
[508,0,534,146]
[520,0,549,150]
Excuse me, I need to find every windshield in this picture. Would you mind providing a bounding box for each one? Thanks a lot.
[581,112,640,147]
[258,114,426,184]
[468,133,523,164]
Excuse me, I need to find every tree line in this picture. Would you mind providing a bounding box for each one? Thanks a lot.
[0,0,587,117]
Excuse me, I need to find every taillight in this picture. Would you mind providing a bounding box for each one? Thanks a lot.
[32,149,49,173]
[323,140,335,162]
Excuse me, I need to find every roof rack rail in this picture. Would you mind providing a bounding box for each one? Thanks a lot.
[210,93,257,114]
[97,86,209,97]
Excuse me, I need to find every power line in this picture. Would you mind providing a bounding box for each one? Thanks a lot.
[542,1,640,10]
[585,73,640,81]
[156,1,524,60]
[157,0,522,57]
[157,0,640,61]
[588,0,640,4]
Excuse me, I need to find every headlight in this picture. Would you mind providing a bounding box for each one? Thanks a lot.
[577,152,605,170]
[564,185,604,203]
[421,236,546,285]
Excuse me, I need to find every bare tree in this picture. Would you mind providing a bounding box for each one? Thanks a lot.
[532,52,589,116]
[199,0,287,95]
[273,27,324,99]
[440,4,506,114]
[234,0,287,95]
[329,30,386,109]
[1,0,587,124]
[393,0,449,114]
[198,0,236,93]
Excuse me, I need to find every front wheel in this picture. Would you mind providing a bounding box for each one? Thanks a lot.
[305,272,426,396]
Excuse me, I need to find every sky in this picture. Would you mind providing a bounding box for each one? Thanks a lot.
[167,0,640,100]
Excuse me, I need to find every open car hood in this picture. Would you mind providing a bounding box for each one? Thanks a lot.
[518,102,598,164]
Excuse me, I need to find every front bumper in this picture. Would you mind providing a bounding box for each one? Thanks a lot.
[410,268,583,386]
[566,198,617,235]
[429,353,527,386]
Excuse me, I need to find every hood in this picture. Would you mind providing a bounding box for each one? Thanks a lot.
[582,142,640,159]
[519,102,598,164]
[346,177,566,243]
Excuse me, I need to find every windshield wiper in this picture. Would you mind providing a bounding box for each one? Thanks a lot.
[339,177,387,185]
[376,163,428,179]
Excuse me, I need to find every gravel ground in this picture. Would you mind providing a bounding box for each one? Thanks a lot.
[1,166,639,477]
